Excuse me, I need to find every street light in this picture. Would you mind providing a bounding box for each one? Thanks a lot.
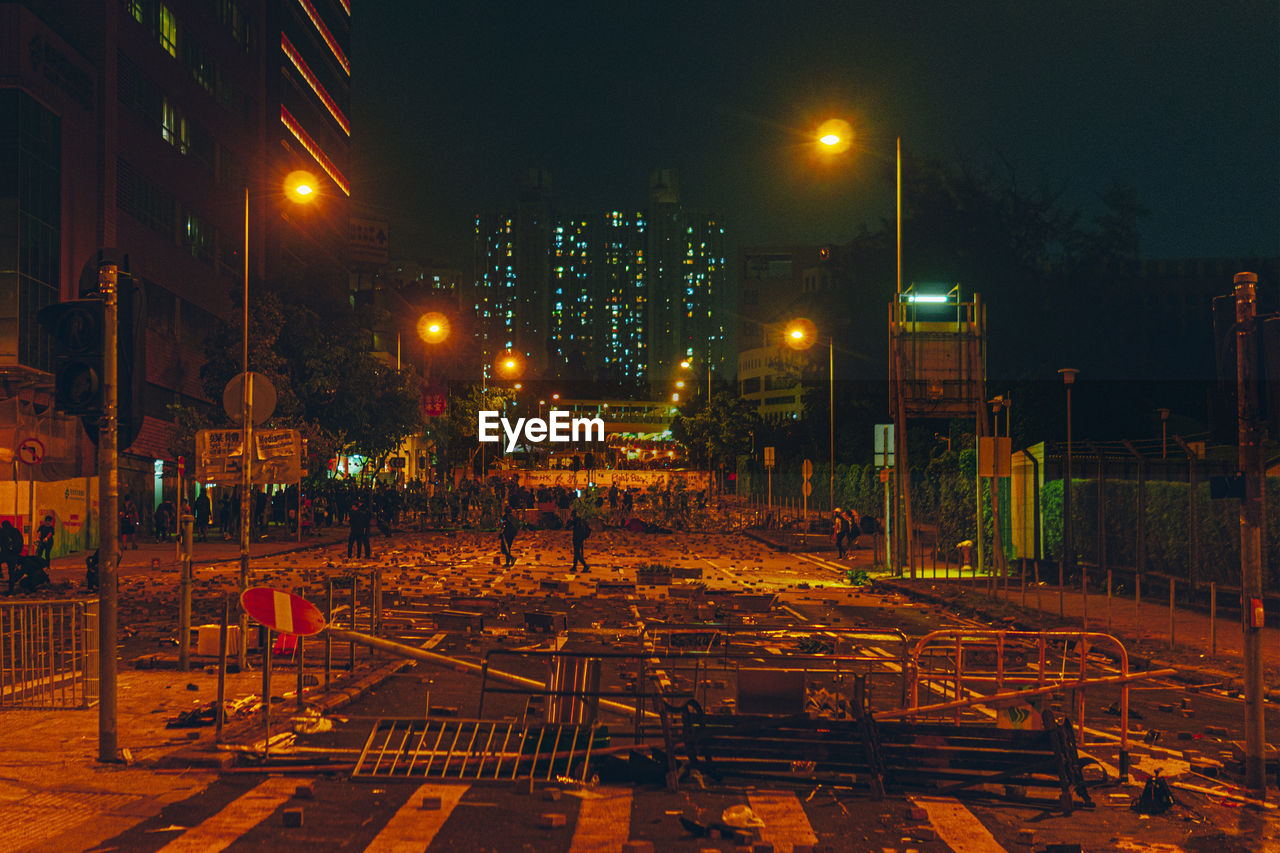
[1157,407,1170,459]
[785,318,834,513]
[1058,368,1079,618]
[818,119,906,567]
[237,170,317,669]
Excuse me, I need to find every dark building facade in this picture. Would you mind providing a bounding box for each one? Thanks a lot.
[0,0,350,523]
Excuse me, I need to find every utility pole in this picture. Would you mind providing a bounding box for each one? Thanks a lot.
[1235,270,1266,798]
[98,262,120,763]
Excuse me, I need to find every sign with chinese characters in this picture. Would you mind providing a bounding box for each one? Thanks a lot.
[421,383,447,418]
[349,216,389,265]
[196,429,302,485]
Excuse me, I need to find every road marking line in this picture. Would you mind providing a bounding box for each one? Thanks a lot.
[567,788,632,852]
[363,783,468,853]
[748,791,818,853]
[913,796,1006,852]
[155,776,313,853]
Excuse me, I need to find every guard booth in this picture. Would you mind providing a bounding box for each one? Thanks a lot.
[888,285,988,571]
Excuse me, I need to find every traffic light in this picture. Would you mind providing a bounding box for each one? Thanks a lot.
[38,299,103,416]
[38,263,146,448]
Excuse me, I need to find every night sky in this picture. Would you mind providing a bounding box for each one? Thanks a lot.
[352,1,1280,269]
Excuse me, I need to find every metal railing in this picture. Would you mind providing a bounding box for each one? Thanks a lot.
[0,598,99,709]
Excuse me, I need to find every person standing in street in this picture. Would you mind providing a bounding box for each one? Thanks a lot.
[193,489,211,542]
[569,509,591,573]
[348,499,372,559]
[833,508,848,558]
[1,520,23,592]
[499,506,519,567]
[35,515,54,563]
[120,495,138,550]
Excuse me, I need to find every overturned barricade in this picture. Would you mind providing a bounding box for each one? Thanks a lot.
[333,624,1167,811]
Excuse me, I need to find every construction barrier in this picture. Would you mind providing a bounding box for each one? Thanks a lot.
[0,598,98,709]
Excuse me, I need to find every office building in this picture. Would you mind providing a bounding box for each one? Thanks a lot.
[0,0,350,509]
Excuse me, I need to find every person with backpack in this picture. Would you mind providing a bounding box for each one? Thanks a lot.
[499,506,519,567]
[832,508,848,558]
[569,508,591,573]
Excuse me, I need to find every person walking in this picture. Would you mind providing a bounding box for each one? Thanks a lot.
[193,489,211,542]
[119,496,138,550]
[347,499,372,559]
[35,515,54,563]
[499,506,519,567]
[569,509,591,573]
[833,508,848,559]
[0,520,23,592]
[844,508,861,552]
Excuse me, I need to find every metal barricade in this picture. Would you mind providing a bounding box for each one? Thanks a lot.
[0,598,99,709]
[907,629,1132,751]
[640,623,913,714]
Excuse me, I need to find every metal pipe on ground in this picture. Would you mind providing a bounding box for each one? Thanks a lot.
[325,628,658,720]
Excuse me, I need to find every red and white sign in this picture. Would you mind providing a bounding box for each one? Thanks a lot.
[17,438,45,465]
[240,587,326,636]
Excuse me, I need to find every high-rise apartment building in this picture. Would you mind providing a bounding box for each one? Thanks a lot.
[0,0,350,507]
[472,170,726,389]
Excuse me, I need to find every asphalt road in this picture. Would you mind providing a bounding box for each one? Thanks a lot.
[94,525,1280,851]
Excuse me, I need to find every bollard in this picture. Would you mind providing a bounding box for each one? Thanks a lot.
[263,627,272,760]
[297,633,305,712]
[1106,569,1112,633]
[324,580,333,692]
[1168,576,1175,650]
[178,514,194,671]
[1035,561,1042,612]
[215,595,228,744]
[1021,557,1027,608]
[1081,565,1088,631]
[1210,582,1217,656]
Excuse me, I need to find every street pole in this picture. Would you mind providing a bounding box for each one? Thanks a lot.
[97,262,120,763]
[179,513,193,671]
[1235,271,1266,798]
[829,337,835,513]
[239,187,252,671]
[1059,369,1078,618]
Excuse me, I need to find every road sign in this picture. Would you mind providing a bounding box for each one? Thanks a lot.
[196,428,302,485]
[802,481,813,497]
[874,424,895,467]
[240,587,326,636]
[763,446,775,468]
[17,437,45,465]
[223,372,277,425]
[802,459,813,480]
[977,436,1012,477]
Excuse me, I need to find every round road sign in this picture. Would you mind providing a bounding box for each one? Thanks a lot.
[17,437,45,465]
[240,587,326,636]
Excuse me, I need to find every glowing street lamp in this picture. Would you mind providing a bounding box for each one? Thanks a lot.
[417,312,450,345]
[786,317,833,512]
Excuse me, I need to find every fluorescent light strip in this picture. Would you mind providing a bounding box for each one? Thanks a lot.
[907,294,949,303]
[338,0,350,15]
[282,33,350,135]
[280,104,351,196]
[294,0,349,75]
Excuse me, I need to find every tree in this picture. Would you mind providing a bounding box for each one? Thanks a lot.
[672,392,761,491]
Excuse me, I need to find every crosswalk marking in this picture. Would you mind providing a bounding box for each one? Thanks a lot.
[749,791,819,853]
[364,783,469,853]
[913,796,1007,853]
[567,788,632,852]
[156,776,313,853]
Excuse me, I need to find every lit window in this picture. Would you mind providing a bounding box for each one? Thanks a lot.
[158,4,179,57]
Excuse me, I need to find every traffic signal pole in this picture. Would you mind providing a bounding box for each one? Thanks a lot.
[1235,271,1266,798]
[98,262,120,763]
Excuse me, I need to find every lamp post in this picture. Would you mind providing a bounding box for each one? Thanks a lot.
[784,319,834,511]
[819,121,905,560]
[1059,368,1079,618]
[238,172,317,668]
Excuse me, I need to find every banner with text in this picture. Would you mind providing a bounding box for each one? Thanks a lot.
[196,429,303,485]
[514,469,709,490]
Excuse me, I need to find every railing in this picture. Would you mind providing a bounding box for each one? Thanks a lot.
[0,598,99,709]
[906,629,1135,752]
